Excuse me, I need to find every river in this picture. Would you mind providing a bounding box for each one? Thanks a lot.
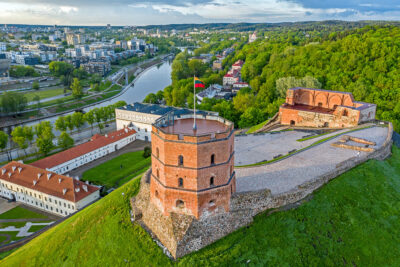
[92,60,172,109]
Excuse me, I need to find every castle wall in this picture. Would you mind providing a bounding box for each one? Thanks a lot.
[131,123,393,259]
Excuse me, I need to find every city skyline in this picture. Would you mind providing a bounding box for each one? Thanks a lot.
[0,0,400,26]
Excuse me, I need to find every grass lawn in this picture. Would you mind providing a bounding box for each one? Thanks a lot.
[22,88,65,102]
[2,146,400,266]
[0,222,27,228]
[0,206,47,220]
[82,151,151,189]
[246,118,270,134]
[28,224,51,233]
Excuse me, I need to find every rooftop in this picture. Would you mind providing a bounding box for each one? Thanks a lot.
[31,128,136,169]
[159,118,229,136]
[0,162,99,202]
[117,102,212,117]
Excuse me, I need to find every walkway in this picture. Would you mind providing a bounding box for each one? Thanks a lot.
[0,222,53,237]
[235,126,388,194]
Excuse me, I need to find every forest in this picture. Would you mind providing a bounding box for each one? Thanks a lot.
[145,25,400,131]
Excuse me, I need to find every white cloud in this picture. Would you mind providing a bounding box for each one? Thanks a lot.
[59,6,79,14]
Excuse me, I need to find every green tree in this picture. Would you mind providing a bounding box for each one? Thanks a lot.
[32,81,40,90]
[72,112,85,133]
[55,116,67,132]
[11,126,28,156]
[0,131,9,152]
[276,76,322,98]
[71,78,83,99]
[58,131,74,150]
[1,92,27,114]
[36,127,55,156]
[48,61,74,77]
[84,111,95,133]
[64,115,75,133]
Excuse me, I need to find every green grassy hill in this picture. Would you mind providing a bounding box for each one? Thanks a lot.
[2,147,400,266]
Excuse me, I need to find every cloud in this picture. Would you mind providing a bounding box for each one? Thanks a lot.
[0,0,399,25]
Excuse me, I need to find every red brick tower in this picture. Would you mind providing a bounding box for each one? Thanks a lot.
[150,113,235,219]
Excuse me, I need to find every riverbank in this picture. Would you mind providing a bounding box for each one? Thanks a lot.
[0,54,173,130]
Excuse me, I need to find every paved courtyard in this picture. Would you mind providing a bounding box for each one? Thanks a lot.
[235,126,388,195]
[235,129,345,166]
[0,198,19,215]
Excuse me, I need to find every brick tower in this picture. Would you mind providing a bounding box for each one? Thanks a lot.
[150,113,235,219]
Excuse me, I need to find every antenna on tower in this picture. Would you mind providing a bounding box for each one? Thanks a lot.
[193,75,197,131]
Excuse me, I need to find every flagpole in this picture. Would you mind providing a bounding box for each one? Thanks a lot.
[193,74,197,130]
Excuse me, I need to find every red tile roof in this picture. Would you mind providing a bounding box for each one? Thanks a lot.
[0,162,99,202]
[31,128,136,170]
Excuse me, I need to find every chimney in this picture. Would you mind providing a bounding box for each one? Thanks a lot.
[82,185,88,192]
[7,172,11,178]
[124,128,128,133]
[18,167,22,173]
[47,173,52,180]
[12,166,16,172]
[63,188,67,195]
[75,187,80,193]
[58,178,62,184]
[85,181,89,185]
[33,180,37,186]
[37,173,42,179]
[105,134,108,138]
[1,169,6,175]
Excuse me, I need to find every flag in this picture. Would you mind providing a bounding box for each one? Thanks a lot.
[194,77,205,88]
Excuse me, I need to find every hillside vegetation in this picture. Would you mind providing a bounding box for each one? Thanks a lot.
[2,147,400,266]
[148,26,400,131]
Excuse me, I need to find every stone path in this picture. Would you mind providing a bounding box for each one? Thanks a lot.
[0,222,54,237]
[235,126,388,195]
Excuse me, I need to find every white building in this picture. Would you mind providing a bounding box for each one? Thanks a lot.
[115,103,215,141]
[0,42,6,52]
[0,162,100,217]
[31,128,136,175]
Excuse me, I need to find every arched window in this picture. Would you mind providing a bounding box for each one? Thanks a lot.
[342,110,348,116]
[209,200,215,206]
[178,178,183,188]
[178,155,184,166]
[156,148,159,158]
[176,199,184,208]
[155,190,159,198]
[156,169,160,178]
[210,177,214,187]
[211,154,215,165]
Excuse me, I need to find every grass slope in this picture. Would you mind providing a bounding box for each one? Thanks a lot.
[81,151,151,189]
[2,147,400,266]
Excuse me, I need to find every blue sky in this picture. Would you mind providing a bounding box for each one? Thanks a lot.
[0,0,399,26]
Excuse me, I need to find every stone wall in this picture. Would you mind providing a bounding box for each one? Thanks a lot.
[131,123,393,259]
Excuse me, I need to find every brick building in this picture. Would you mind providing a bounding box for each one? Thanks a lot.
[150,113,236,219]
[279,88,376,128]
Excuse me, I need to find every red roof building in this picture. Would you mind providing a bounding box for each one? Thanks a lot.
[31,128,136,174]
[0,161,100,216]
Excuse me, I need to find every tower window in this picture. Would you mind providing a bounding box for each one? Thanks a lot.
[210,177,214,187]
[156,148,159,158]
[178,178,183,188]
[178,155,184,166]
[156,169,160,178]
[155,190,159,198]
[176,199,184,208]
[211,154,215,165]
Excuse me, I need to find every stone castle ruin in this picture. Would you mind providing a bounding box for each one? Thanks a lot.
[279,88,376,128]
[130,90,392,259]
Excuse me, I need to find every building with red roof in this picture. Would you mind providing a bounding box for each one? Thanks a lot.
[0,161,100,217]
[31,128,136,175]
